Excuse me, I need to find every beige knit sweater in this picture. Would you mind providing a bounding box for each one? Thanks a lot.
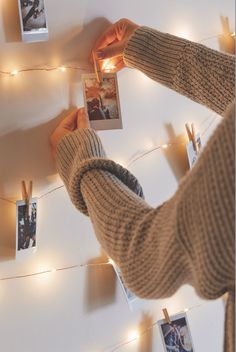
[56,27,235,351]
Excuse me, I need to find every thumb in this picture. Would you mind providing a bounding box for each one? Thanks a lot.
[59,109,78,131]
[77,108,90,129]
[96,41,125,60]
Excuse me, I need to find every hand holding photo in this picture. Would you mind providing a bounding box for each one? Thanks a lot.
[82,73,123,131]
[16,199,37,258]
[18,0,49,42]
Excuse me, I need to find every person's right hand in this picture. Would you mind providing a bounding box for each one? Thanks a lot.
[92,18,140,73]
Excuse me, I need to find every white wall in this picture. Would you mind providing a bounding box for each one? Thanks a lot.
[0,0,234,351]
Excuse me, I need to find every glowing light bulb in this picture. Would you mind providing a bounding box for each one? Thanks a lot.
[51,268,56,273]
[59,66,66,72]
[108,258,115,266]
[162,144,168,149]
[128,330,140,341]
[102,59,116,72]
[11,70,18,76]
[184,308,189,312]
[231,32,235,37]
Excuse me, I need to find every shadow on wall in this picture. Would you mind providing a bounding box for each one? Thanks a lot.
[138,313,153,352]
[84,254,116,313]
[1,0,22,42]
[163,123,189,182]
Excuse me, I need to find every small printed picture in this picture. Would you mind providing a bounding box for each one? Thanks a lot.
[112,263,137,305]
[82,73,123,131]
[158,313,194,352]
[16,199,37,256]
[186,133,202,169]
[18,0,49,42]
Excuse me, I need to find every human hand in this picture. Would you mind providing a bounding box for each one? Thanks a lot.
[50,108,90,157]
[92,18,140,73]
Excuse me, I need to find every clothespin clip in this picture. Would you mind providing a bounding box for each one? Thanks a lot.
[185,123,198,153]
[219,16,235,55]
[162,308,171,325]
[92,51,102,83]
[21,180,33,217]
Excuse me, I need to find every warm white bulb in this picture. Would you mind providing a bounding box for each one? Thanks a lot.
[128,330,140,341]
[231,32,235,37]
[51,269,56,273]
[184,308,189,312]
[11,70,18,76]
[108,258,115,266]
[59,66,66,72]
[162,144,168,149]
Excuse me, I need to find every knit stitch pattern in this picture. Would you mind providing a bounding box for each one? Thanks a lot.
[56,27,235,352]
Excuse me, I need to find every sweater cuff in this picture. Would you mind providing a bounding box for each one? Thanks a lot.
[56,129,144,215]
[124,26,187,86]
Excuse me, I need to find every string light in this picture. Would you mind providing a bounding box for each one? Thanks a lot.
[10,70,18,76]
[0,113,219,206]
[0,64,90,77]
[127,330,140,341]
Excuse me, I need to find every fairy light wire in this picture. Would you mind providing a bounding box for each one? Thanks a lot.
[0,113,219,206]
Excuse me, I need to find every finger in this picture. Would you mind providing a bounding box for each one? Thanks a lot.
[77,108,90,129]
[96,41,125,60]
[93,23,118,51]
[60,109,78,130]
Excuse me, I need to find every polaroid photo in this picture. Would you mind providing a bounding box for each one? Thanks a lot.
[158,312,195,352]
[186,133,202,169]
[16,198,37,258]
[18,0,49,42]
[111,263,137,307]
[82,73,123,131]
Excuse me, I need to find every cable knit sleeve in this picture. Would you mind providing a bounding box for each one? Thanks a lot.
[124,27,235,115]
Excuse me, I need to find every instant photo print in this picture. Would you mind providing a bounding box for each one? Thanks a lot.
[18,0,49,42]
[16,198,37,258]
[82,73,123,131]
[158,312,194,352]
[112,263,137,307]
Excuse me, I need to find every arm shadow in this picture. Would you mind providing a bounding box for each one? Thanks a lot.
[162,123,189,182]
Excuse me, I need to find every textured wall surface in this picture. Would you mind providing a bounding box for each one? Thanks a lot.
[0,0,234,351]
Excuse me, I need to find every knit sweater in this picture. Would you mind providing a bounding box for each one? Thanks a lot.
[56,27,235,351]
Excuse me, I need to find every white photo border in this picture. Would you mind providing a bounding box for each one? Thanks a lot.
[82,73,123,131]
[18,0,49,42]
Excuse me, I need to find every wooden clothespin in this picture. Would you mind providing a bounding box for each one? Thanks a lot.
[185,123,198,153]
[219,16,235,55]
[162,308,171,324]
[92,51,102,83]
[21,180,33,217]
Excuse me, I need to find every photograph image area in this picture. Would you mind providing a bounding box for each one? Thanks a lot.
[159,314,194,352]
[17,201,37,252]
[83,74,121,121]
[19,0,47,32]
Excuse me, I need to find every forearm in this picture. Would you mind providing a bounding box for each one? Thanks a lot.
[80,168,189,298]
[124,27,235,115]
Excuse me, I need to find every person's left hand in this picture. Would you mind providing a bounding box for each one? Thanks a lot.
[50,108,90,157]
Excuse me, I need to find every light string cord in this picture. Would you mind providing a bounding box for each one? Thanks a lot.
[102,303,203,352]
[0,31,234,76]
[0,112,219,206]
[0,262,110,282]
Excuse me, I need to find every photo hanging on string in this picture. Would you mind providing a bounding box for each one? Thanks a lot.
[18,0,49,42]
[82,73,123,131]
[16,199,37,258]
[158,312,194,352]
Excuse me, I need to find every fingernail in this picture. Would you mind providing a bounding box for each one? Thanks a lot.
[96,51,104,59]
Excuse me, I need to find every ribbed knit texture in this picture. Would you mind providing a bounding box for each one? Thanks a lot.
[56,27,235,352]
